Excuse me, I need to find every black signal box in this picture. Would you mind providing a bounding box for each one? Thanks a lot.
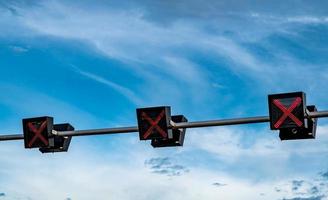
[39,123,74,153]
[279,105,317,140]
[137,106,172,140]
[268,92,307,130]
[151,115,188,148]
[23,116,53,149]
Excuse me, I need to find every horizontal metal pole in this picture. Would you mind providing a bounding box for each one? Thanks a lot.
[0,134,24,141]
[56,116,270,137]
[56,126,138,137]
[1,110,328,141]
[174,116,270,129]
[0,116,271,139]
[308,111,328,118]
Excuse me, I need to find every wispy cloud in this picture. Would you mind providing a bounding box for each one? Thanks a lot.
[0,119,327,200]
[144,157,189,177]
[1,1,328,200]
[282,196,325,200]
[9,45,28,53]
[0,84,103,131]
[212,182,227,187]
[286,16,328,24]
[0,140,295,200]
[292,180,305,192]
[72,67,143,105]
[4,0,327,95]
[184,125,328,181]
[1,0,328,108]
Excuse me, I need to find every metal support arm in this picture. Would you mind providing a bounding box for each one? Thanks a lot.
[1,111,328,141]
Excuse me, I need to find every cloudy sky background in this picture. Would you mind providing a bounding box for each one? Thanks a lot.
[0,0,328,199]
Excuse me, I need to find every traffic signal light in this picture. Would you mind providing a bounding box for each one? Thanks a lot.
[39,123,74,153]
[137,106,173,140]
[268,92,308,130]
[23,116,53,149]
[268,92,318,140]
[279,105,318,140]
[151,115,188,148]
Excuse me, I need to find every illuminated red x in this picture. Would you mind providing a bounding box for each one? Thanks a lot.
[142,110,167,139]
[273,97,303,128]
[27,121,49,147]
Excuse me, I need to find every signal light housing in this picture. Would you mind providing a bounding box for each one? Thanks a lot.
[39,123,73,153]
[268,92,307,130]
[137,106,172,140]
[279,105,318,140]
[151,115,188,148]
[23,116,53,149]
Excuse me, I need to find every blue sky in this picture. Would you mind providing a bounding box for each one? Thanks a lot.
[0,0,328,199]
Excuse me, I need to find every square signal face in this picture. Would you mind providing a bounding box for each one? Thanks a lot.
[23,116,53,148]
[137,106,172,140]
[268,92,307,130]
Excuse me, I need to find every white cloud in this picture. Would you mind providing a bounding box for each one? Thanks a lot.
[72,67,144,105]
[8,1,327,92]
[9,45,29,53]
[0,137,303,200]
[0,2,328,199]
[0,111,327,199]
[287,16,328,24]
[1,125,327,200]
[1,1,266,81]
[184,125,328,180]
[0,84,103,132]
[2,0,328,102]
[249,12,328,25]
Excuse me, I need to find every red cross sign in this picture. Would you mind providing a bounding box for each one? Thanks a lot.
[273,97,303,128]
[141,110,167,139]
[268,92,307,130]
[27,121,49,147]
[23,116,53,149]
[137,106,172,141]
